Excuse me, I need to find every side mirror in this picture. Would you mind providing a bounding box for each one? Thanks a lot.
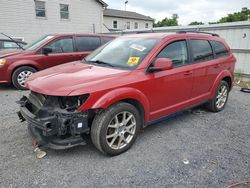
[42,47,52,55]
[149,58,173,72]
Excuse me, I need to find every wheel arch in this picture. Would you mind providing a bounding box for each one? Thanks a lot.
[210,70,233,98]
[222,76,232,90]
[81,87,150,124]
[7,60,41,82]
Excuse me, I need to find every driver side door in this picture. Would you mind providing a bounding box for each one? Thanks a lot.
[146,40,194,121]
[40,37,78,69]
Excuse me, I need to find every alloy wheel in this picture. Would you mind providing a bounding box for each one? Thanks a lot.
[106,111,136,150]
[216,85,228,109]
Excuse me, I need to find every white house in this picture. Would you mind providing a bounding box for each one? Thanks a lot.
[103,9,154,32]
[0,0,107,43]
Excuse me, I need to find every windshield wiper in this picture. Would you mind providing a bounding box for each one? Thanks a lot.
[88,60,114,67]
[1,33,25,50]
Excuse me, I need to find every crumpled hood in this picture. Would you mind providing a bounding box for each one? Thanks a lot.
[0,49,23,58]
[26,61,130,96]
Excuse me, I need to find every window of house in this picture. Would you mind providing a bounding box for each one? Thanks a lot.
[126,22,130,29]
[76,36,101,51]
[145,23,149,28]
[156,40,188,68]
[60,4,69,19]
[134,22,138,29]
[190,40,214,62]
[35,1,46,18]
[45,38,74,53]
[113,21,117,29]
[210,41,229,58]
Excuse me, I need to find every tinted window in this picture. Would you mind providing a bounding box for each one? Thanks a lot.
[211,41,229,58]
[157,40,188,67]
[101,37,114,44]
[190,40,213,62]
[76,37,101,51]
[46,37,74,53]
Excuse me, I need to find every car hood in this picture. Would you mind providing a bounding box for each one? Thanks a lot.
[26,61,131,96]
[0,49,23,58]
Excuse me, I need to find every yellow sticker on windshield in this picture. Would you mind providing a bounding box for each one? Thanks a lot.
[127,57,140,66]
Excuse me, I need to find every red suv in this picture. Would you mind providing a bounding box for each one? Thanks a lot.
[0,34,114,89]
[18,32,236,155]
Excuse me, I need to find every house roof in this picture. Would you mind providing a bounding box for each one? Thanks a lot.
[96,0,108,7]
[103,8,154,21]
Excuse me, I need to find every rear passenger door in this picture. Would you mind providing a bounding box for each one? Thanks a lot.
[188,39,215,98]
[207,41,230,87]
[75,36,101,58]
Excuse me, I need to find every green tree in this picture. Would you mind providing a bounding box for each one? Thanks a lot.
[154,14,179,27]
[218,7,250,23]
[188,21,204,25]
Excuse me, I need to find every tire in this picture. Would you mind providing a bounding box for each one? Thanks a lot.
[91,102,141,156]
[12,66,37,90]
[207,80,229,112]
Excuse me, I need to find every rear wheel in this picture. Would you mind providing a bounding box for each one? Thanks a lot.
[12,66,37,90]
[91,102,141,156]
[207,80,229,112]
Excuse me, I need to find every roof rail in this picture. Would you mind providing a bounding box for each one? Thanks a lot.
[176,30,219,37]
[136,29,154,34]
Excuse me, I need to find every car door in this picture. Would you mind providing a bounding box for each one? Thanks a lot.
[40,37,79,69]
[74,36,101,58]
[188,39,215,98]
[206,40,231,88]
[146,40,194,120]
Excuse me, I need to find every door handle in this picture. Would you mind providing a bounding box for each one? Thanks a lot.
[184,71,193,75]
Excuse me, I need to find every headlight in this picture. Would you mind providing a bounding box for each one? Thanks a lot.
[0,59,7,67]
[59,94,90,111]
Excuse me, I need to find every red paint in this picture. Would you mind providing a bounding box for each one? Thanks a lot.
[25,33,236,124]
[0,34,114,84]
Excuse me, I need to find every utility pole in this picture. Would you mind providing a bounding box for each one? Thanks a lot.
[125,1,128,11]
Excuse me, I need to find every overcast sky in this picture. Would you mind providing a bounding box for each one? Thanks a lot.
[104,0,250,25]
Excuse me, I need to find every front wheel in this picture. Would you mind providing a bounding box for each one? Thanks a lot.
[12,66,37,90]
[91,102,141,156]
[207,80,229,112]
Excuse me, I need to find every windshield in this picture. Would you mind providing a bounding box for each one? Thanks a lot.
[24,35,54,51]
[85,37,159,69]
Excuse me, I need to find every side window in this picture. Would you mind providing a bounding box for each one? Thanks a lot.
[101,37,114,45]
[210,41,229,58]
[156,40,188,68]
[46,38,74,53]
[190,40,213,62]
[3,41,19,48]
[76,37,101,51]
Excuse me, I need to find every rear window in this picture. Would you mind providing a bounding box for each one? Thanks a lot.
[210,41,229,58]
[190,39,214,63]
[76,36,101,51]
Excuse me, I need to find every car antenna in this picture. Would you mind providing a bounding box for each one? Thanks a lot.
[0,32,25,50]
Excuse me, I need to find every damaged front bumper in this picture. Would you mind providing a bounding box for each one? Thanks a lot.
[17,93,90,150]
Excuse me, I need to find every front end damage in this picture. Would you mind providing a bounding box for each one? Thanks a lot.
[17,91,91,149]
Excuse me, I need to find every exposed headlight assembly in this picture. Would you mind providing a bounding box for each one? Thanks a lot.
[59,94,90,112]
[0,59,7,67]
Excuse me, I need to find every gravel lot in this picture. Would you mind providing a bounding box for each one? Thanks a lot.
[0,85,249,188]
